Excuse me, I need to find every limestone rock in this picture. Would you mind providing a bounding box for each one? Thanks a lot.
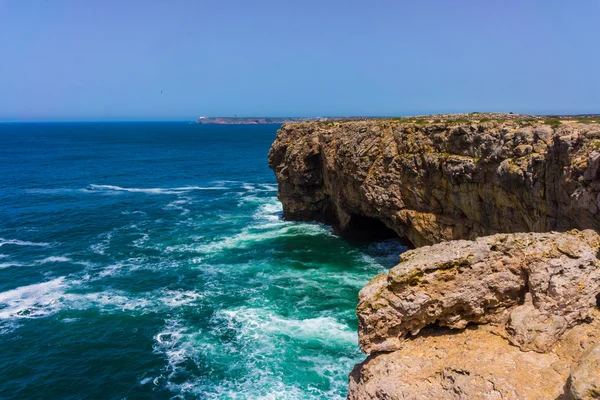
[569,344,600,400]
[348,316,600,400]
[357,230,600,353]
[268,116,600,247]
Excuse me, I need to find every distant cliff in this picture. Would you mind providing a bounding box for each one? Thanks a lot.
[195,117,326,124]
[268,114,600,247]
[194,116,389,124]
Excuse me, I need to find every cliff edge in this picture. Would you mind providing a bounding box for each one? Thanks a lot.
[268,114,600,247]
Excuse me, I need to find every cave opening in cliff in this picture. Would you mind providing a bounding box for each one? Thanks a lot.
[340,213,401,242]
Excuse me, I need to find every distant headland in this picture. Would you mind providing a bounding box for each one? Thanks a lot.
[195,113,600,125]
[195,116,364,124]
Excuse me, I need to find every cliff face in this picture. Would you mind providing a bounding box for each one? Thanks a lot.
[268,117,600,247]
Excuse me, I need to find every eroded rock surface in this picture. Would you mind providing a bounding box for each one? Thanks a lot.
[348,317,600,400]
[569,344,600,400]
[268,116,600,247]
[350,230,600,399]
[357,230,600,353]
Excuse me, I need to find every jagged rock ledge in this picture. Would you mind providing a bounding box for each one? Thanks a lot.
[268,114,600,247]
[350,229,600,399]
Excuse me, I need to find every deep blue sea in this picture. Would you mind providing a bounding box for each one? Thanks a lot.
[0,123,405,399]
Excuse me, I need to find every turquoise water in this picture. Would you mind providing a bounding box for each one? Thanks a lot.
[0,123,405,399]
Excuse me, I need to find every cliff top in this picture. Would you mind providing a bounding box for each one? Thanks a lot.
[287,112,600,128]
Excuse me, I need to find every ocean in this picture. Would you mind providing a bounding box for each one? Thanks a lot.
[0,123,406,399]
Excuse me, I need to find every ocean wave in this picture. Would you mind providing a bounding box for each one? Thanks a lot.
[0,238,50,247]
[90,232,112,255]
[87,184,226,195]
[0,262,26,269]
[164,198,191,215]
[0,272,208,324]
[0,277,67,320]
[39,256,72,264]
[169,222,330,255]
[216,306,357,348]
[253,200,283,222]
[121,210,147,216]
[151,306,356,399]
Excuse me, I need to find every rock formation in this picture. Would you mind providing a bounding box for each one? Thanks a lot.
[268,115,600,247]
[349,229,600,399]
[348,318,600,400]
[268,115,600,399]
[357,230,600,354]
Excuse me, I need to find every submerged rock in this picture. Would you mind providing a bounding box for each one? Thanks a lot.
[268,116,600,247]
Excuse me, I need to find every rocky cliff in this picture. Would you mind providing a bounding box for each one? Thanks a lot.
[268,115,600,247]
[268,115,600,399]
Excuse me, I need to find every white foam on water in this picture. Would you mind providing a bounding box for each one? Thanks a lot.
[153,306,356,399]
[23,188,84,195]
[121,210,147,216]
[215,306,357,348]
[88,184,226,195]
[254,200,283,222]
[39,256,71,264]
[0,238,50,247]
[96,263,125,278]
[179,222,328,255]
[259,184,278,192]
[132,233,150,248]
[152,319,199,387]
[0,277,67,319]
[139,377,153,386]
[65,291,153,312]
[0,255,8,259]
[88,184,180,194]
[358,239,408,272]
[239,182,278,193]
[157,290,203,307]
[164,198,191,215]
[0,262,26,269]
[90,232,112,255]
[174,186,228,191]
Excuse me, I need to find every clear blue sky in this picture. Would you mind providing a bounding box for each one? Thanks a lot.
[1,0,599,121]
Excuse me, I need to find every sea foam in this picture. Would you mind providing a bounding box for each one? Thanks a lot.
[0,238,50,247]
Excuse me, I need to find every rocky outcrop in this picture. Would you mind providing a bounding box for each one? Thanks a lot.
[268,116,600,247]
[570,344,600,399]
[349,230,600,399]
[357,230,600,354]
[348,318,600,400]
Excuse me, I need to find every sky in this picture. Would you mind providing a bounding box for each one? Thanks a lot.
[0,0,599,121]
